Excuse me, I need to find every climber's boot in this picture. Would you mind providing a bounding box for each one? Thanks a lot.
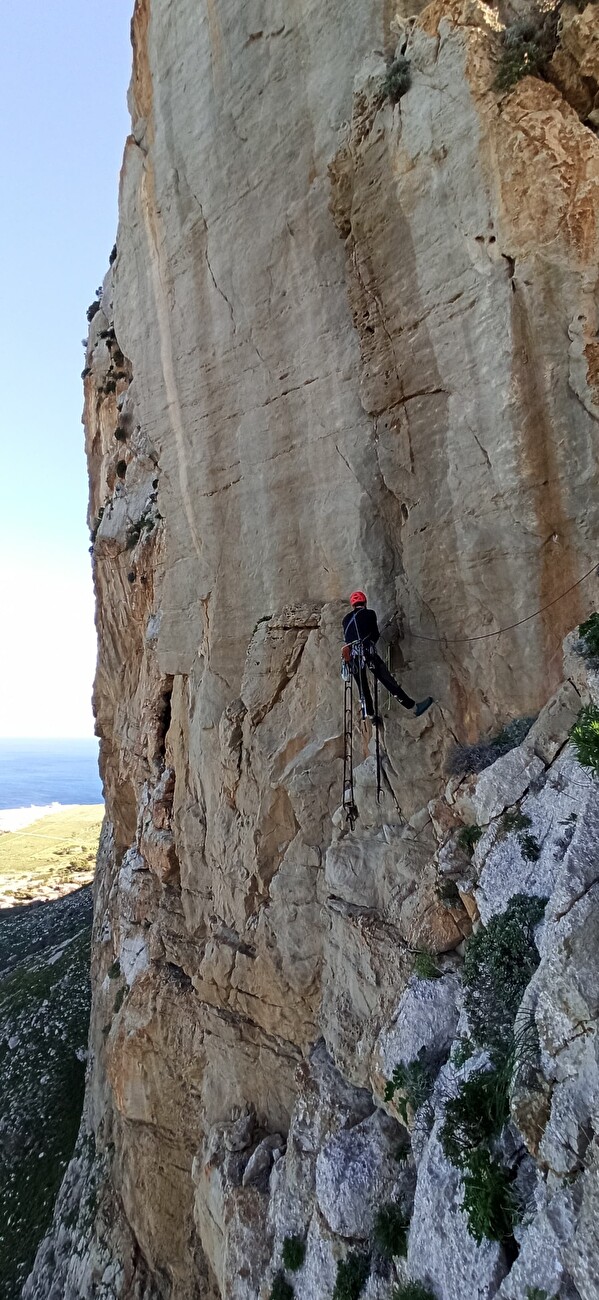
[413,697,433,718]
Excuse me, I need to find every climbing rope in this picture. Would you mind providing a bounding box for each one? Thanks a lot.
[355,643,369,719]
[407,562,598,646]
[342,659,358,829]
[342,642,386,823]
[373,671,382,805]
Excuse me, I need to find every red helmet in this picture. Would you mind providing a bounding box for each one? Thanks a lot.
[350,590,367,606]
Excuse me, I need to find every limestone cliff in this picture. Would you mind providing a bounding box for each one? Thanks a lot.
[25,1,599,1298]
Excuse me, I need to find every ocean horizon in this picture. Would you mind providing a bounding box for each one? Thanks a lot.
[0,738,103,811]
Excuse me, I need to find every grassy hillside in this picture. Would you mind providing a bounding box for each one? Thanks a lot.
[0,805,102,906]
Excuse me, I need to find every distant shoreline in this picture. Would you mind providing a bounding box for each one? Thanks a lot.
[0,803,104,834]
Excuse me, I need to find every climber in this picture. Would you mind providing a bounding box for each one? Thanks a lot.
[342,591,433,722]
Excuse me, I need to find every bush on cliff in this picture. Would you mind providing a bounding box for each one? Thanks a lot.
[392,1283,436,1300]
[382,57,411,103]
[570,704,599,776]
[440,1064,510,1170]
[457,824,483,857]
[281,1235,306,1272]
[333,1252,370,1300]
[520,831,541,861]
[373,1201,410,1257]
[463,893,546,1051]
[461,1147,518,1244]
[577,612,599,665]
[413,950,441,980]
[384,1058,434,1123]
[270,1271,294,1300]
[438,897,546,1244]
[447,715,535,775]
[494,8,559,91]
[499,808,531,836]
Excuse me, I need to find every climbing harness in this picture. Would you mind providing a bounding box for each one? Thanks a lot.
[341,640,383,827]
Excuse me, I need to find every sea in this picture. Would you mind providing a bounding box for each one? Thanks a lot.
[0,738,103,817]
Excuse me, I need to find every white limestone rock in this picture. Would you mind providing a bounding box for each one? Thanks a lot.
[119,933,149,987]
[475,749,583,924]
[496,1182,579,1300]
[526,680,582,765]
[456,748,545,828]
[242,1134,285,1187]
[373,973,461,1087]
[407,1124,508,1300]
[315,1110,407,1239]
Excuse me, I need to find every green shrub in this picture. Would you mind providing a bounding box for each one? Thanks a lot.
[436,879,461,906]
[384,1059,433,1123]
[494,35,546,90]
[270,1272,294,1300]
[494,9,559,92]
[382,57,411,102]
[520,832,541,862]
[333,1252,370,1300]
[578,612,599,662]
[107,960,120,980]
[498,809,540,859]
[440,1065,509,1168]
[457,824,483,857]
[463,894,547,1052]
[281,1235,306,1272]
[373,1202,410,1258]
[392,1283,436,1300]
[461,1147,518,1243]
[570,704,599,776]
[447,716,535,775]
[446,900,545,1246]
[499,809,532,836]
[452,1037,474,1068]
[526,1288,557,1300]
[413,951,441,980]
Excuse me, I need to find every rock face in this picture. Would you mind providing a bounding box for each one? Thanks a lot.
[25,0,599,1297]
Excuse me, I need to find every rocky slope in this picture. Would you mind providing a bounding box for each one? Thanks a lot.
[25,0,599,1297]
[0,887,91,1298]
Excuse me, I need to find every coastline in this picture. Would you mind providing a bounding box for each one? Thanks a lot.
[0,803,102,834]
[0,804,104,907]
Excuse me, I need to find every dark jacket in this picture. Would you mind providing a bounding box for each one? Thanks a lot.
[343,606,380,646]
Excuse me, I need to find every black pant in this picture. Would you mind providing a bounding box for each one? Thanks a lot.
[351,648,414,715]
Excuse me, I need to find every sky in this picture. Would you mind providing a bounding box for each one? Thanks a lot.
[0,2,133,737]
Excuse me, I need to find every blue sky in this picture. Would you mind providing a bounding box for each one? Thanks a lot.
[0,3,132,736]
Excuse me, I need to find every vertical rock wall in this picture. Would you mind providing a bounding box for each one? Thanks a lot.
[25,1,599,1297]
